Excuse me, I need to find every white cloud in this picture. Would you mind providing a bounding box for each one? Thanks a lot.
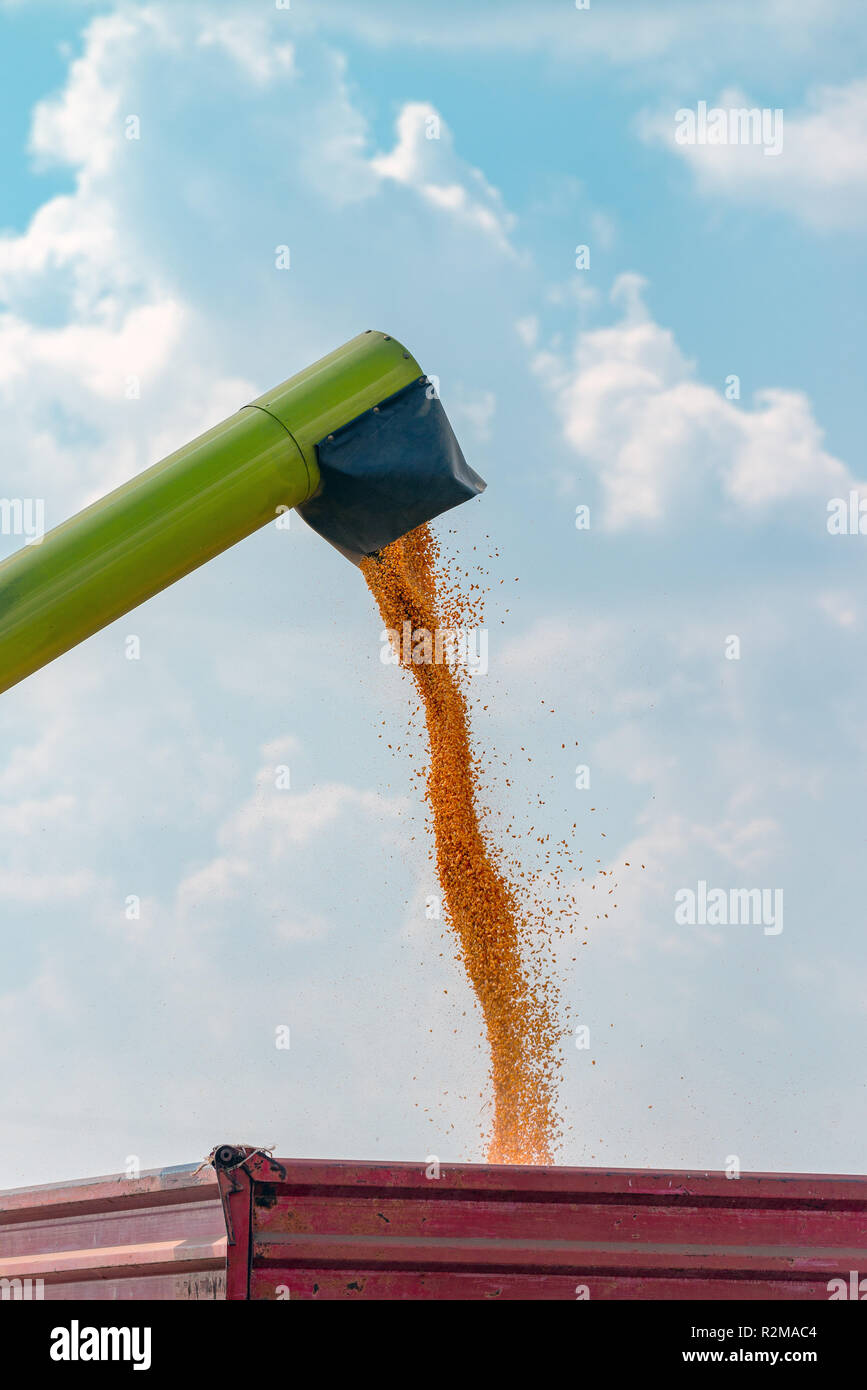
[515,315,539,348]
[224,779,406,857]
[371,102,516,253]
[0,299,186,399]
[28,11,143,178]
[174,741,410,936]
[526,273,852,528]
[451,388,496,442]
[641,81,867,229]
[0,793,76,834]
[0,867,99,904]
[295,0,855,76]
[0,193,117,293]
[196,16,294,84]
[0,8,519,527]
[816,589,858,628]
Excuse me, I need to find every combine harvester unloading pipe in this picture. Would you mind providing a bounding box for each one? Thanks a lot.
[0,330,485,694]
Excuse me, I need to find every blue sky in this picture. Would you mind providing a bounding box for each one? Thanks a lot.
[1,0,866,1187]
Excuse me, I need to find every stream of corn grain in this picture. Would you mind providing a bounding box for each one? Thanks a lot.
[362,523,565,1164]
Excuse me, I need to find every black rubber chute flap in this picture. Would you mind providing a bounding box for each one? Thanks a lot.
[297,377,486,563]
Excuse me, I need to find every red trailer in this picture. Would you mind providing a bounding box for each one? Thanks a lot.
[0,1163,224,1300]
[212,1145,867,1301]
[3,1148,866,1301]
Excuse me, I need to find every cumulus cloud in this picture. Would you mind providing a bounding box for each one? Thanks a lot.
[175,741,410,937]
[0,6,518,528]
[294,0,854,80]
[641,81,867,229]
[371,102,516,253]
[525,273,852,528]
[196,15,295,84]
[28,10,147,178]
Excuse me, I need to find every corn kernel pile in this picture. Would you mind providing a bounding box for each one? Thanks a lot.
[362,523,565,1164]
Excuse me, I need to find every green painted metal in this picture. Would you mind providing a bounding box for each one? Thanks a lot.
[250,330,422,471]
[0,331,423,696]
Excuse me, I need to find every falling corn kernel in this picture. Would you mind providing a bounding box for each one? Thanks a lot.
[362,524,566,1165]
